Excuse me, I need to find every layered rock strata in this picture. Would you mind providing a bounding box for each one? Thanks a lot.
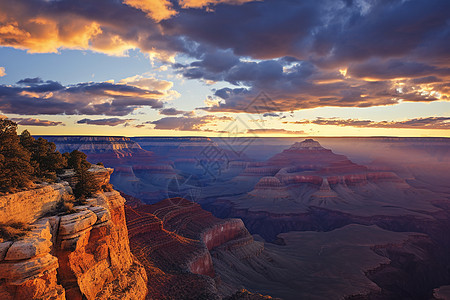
[125,197,265,299]
[0,168,147,300]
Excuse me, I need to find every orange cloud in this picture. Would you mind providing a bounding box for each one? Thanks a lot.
[0,16,103,54]
[0,1,173,57]
[0,67,5,77]
[123,0,177,22]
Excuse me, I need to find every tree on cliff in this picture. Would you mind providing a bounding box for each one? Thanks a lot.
[0,119,101,196]
[0,119,34,192]
[67,150,99,198]
[20,130,67,181]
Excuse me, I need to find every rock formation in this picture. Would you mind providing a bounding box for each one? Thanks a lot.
[124,197,267,299]
[0,167,147,300]
[249,177,292,199]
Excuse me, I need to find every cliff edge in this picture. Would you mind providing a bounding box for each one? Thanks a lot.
[0,167,148,300]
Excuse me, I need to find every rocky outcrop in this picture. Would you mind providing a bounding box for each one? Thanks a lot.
[0,168,147,300]
[0,219,64,300]
[0,182,72,224]
[59,165,114,189]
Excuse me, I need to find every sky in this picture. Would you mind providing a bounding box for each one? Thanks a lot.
[0,0,449,137]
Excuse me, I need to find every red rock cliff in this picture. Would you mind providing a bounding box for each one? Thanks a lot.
[0,167,148,300]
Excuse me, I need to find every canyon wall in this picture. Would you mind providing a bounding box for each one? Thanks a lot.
[0,168,147,300]
[124,197,268,299]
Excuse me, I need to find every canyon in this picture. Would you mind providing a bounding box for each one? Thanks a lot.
[20,135,450,299]
[0,162,275,299]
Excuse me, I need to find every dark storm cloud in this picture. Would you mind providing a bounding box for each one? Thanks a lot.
[77,118,134,126]
[289,117,450,130]
[165,0,450,64]
[164,0,322,59]
[0,78,170,116]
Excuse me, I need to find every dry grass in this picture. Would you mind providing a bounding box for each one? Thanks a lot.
[56,193,78,215]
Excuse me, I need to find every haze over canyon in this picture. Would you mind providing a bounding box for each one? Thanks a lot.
[22,135,448,299]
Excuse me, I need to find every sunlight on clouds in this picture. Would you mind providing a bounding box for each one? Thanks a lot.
[0,67,5,77]
[339,68,348,77]
[0,18,102,53]
[90,32,136,56]
[123,0,177,22]
[18,90,54,99]
[119,75,180,99]
[120,75,173,91]
[19,91,40,98]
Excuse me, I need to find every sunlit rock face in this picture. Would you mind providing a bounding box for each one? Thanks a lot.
[0,182,72,224]
[0,167,147,300]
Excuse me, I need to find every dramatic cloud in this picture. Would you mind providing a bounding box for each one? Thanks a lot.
[289,117,450,130]
[189,59,446,113]
[166,0,450,64]
[11,118,65,126]
[0,67,5,77]
[0,0,448,115]
[0,76,176,116]
[246,128,305,135]
[150,115,233,131]
[0,0,178,58]
[77,118,134,126]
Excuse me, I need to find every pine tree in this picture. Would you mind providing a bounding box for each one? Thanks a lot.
[19,131,67,181]
[67,150,91,171]
[67,150,99,198]
[0,120,34,192]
